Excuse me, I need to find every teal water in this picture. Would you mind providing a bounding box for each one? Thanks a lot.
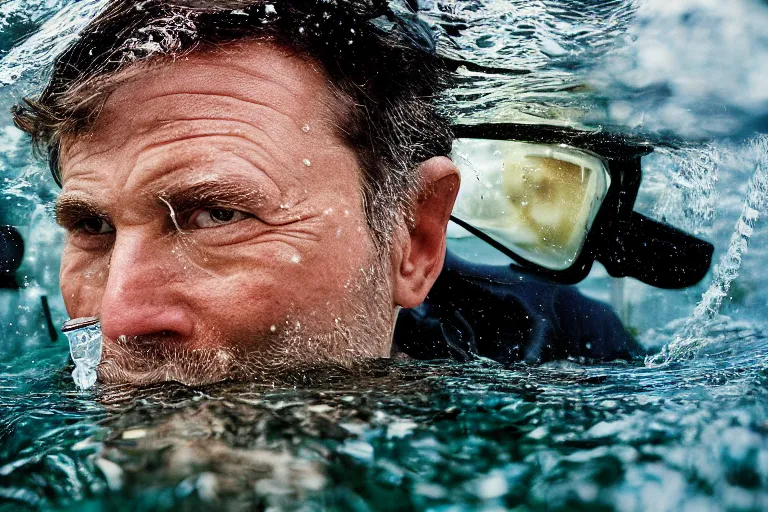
[4,0,768,510]
[3,323,768,511]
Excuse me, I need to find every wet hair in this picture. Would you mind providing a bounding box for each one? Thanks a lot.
[11,0,455,250]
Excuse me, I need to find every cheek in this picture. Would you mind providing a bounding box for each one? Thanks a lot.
[59,244,109,316]
[184,212,380,334]
[303,209,379,280]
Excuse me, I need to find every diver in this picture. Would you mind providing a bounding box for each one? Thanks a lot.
[395,123,714,364]
[386,2,714,364]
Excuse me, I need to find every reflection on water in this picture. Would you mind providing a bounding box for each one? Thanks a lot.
[3,0,768,510]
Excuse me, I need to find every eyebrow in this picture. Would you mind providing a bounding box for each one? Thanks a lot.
[154,179,268,215]
[55,195,109,228]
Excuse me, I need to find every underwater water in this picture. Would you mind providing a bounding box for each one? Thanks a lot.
[3,0,768,510]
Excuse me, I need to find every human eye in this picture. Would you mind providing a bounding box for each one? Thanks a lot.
[189,208,250,229]
[72,217,115,236]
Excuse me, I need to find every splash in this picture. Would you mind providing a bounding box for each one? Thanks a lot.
[647,144,720,237]
[0,0,107,88]
[647,135,768,365]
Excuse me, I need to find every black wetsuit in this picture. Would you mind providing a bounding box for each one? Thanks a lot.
[394,250,643,364]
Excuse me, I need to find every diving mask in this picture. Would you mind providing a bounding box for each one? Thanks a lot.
[450,123,714,288]
[452,140,610,272]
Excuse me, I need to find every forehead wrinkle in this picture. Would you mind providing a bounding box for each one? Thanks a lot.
[66,119,293,194]
[104,56,331,132]
[131,133,291,192]
[129,144,289,211]
[136,81,348,153]
[146,116,343,167]
[63,48,348,190]
[128,91,302,133]
[137,119,300,177]
[61,134,134,180]
[151,43,329,104]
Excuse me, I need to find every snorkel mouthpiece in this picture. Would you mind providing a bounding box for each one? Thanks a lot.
[62,317,102,390]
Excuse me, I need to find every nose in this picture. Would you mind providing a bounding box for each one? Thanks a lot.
[98,230,194,341]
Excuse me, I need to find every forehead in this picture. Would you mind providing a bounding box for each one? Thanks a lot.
[59,42,349,183]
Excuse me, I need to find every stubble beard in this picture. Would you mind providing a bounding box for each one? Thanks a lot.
[96,256,395,387]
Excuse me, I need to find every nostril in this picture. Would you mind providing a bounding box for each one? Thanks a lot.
[115,330,179,348]
[99,309,194,342]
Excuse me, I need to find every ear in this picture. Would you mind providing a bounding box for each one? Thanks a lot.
[392,156,460,309]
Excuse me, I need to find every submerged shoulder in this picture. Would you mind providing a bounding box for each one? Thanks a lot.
[395,251,644,364]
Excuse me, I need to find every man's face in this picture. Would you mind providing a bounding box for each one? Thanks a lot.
[57,43,395,385]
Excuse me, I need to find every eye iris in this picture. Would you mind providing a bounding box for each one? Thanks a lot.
[82,218,104,234]
[210,209,235,222]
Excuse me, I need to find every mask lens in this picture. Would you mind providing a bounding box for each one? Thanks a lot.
[451,139,611,271]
